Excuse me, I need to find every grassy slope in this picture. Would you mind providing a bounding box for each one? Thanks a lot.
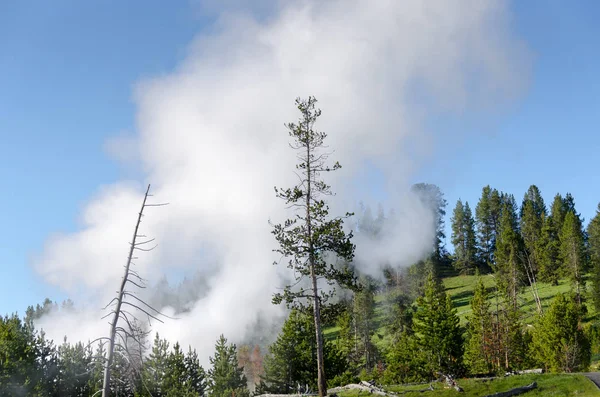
[324,273,600,353]
[443,274,598,326]
[337,374,600,396]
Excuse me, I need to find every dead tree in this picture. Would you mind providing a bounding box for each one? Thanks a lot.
[100,184,169,397]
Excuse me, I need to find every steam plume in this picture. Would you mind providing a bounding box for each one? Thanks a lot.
[33,0,530,367]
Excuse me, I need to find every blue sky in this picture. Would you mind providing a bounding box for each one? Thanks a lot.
[1,1,599,317]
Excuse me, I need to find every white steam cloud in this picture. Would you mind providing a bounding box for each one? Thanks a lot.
[33,0,530,366]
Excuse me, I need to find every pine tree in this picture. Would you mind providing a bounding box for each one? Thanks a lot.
[271,96,357,397]
[89,341,106,394]
[207,335,248,397]
[464,277,493,375]
[588,204,600,311]
[538,213,560,285]
[352,278,377,372]
[56,339,92,396]
[451,200,477,274]
[382,331,426,384]
[550,194,567,230]
[411,183,448,266]
[163,342,199,396]
[475,186,503,269]
[145,333,171,395]
[31,330,59,396]
[560,211,588,306]
[532,294,590,372]
[185,347,207,396]
[520,185,546,277]
[412,272,464,378]
[259,309,347,394]
[0,314,38,397]
[494,195,524,310]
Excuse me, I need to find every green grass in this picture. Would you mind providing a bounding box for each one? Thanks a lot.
[324,273,600,360]
[443,274,599,326]
[337,374,600,397]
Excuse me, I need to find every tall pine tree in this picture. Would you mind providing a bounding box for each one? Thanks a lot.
[451,200,478,274]
[520,185,546,277]
[538,212,561,285]
[412,272,464,378]
[464,277,493,375]
[271,96,357,397]
[560,211,587,306]
[207,335,248,397]
[532,294,590,372]
[475,186,503,270]
[411,183,448,268]
[588,204,600,311]
[494,194,524,310]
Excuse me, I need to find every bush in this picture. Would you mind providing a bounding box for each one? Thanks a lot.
[328,370,359,387]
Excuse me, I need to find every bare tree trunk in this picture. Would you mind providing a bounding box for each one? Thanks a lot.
[311,267,327,397]
[102,185,151,397]
[305,121,326,397]
[523,252,542,314]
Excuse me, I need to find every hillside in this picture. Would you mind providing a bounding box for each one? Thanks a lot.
[324,273,600,355]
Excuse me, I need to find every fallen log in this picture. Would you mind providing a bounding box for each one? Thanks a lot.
[516,369,543,375]
[327,383,434,396]
[437,373,464,392]
[327,383,390,396]
[482,382,537,397]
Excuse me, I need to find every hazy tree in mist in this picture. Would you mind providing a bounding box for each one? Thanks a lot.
[411,183,448,268]
[271,96,357,396]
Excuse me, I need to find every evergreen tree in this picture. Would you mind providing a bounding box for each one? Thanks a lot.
[496,300,528,371]
[89,342,106,395]
[550,194,567,231]
[259,310,346,394]
[494,195,524,310]
[185,347,207,396]
[207,335,248,397]
[411,183,448,266]
[31,330,59,396]
[560,211,587,306]
[0,314,37,397]
[271,96,357,397]
[588,204,600,311]
[532,293,590,372]
[464,277,493,375]
[451,200,478,274]
[538,213,561,285]
[351,278,377,371]
[382,331,426,384]
[520,185,546,277]
[162,342,198,396]
[412,273,464,378]
[144,333,171,395]
[56,339,92,396]
[475,186,503,269]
